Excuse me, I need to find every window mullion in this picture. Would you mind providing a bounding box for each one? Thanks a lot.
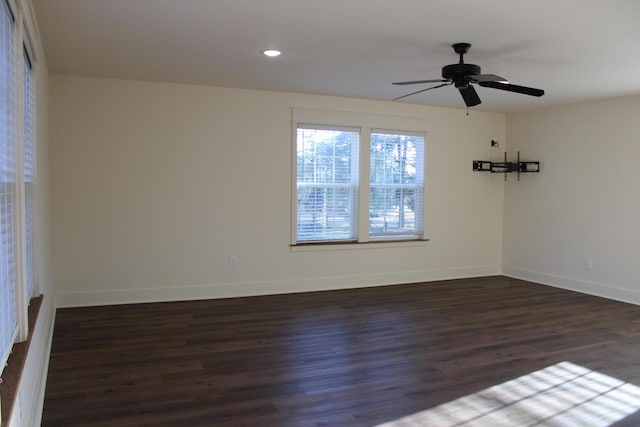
[358,128,370,242]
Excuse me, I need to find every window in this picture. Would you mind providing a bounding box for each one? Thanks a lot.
[0,0,37,377]
[23,44,35,299]
[0,0,17,373]
[293,111,426,245]
[369,130,424,239]
[296,125,359,242]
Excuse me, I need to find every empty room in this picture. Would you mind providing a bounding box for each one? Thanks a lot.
[1,0,640,426]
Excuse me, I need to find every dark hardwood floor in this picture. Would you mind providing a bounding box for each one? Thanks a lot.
[42,276,640,426]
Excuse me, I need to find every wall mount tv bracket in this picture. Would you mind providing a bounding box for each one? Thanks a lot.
[473,151,539,181]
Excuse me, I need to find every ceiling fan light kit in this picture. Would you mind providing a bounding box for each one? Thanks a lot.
[393,43,545,107]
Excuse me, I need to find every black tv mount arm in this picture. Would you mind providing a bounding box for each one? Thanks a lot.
[473,151,539,181]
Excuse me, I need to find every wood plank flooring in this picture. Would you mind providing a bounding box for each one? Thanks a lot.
[42,276,640,426]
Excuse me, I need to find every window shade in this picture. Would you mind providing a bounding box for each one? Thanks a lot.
[369,129,425,238]
[0,0,18,374]
[296,125,359,242]
[23,46,35,298]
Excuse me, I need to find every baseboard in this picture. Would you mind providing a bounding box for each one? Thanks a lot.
[503,265,640,306]
[55,265,501,307]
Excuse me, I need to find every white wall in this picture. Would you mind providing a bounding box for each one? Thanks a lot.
[50,76,507,307]
[503,95,640,304]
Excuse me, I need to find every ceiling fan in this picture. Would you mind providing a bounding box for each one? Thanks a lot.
[393,43,545,107]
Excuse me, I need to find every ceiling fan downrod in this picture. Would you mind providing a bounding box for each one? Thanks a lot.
[452,42,471,63]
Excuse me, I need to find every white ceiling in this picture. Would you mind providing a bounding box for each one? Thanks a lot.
[32,0,640,112]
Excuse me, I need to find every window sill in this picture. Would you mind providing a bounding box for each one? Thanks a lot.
[291,238,429,252]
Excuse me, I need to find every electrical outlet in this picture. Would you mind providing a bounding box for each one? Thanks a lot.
[584,258,593,270]
[443,246,450,256]
[229,256,237,268]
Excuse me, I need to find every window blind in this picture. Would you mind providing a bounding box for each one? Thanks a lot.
[296,124,359,242]
[0,0,17,374]
[369,129,425,239]
[23,45,35,298]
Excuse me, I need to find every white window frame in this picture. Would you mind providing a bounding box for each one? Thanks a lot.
[291,107,427,246]
[0,0,37,377]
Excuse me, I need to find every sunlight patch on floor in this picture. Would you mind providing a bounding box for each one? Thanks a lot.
[375,361,640,427]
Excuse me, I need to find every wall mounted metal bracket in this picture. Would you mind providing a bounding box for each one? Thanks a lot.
[473,151,539,181]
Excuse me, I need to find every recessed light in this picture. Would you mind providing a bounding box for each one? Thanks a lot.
[263,49,282,57]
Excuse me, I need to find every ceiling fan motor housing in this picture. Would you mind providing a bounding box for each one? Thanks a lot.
[442,63,481,87]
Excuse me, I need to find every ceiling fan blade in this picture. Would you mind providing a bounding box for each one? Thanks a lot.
[469,74,507,83]
[478,81,545,97]
[459,85,481,107]
[393,82,453,101]
[392,79,448,86]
